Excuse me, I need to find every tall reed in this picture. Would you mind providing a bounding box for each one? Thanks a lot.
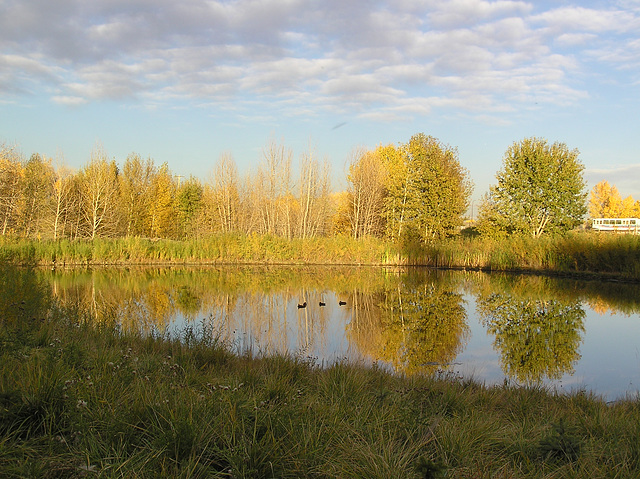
[2,232,640,280]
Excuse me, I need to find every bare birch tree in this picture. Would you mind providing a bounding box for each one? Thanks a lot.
[346,148,386,239]
[257,138,293,237]
[296,145,331,239]
[212,152,240,233]
[50,157,74,240]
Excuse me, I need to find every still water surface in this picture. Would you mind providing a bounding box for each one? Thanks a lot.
[42,265,640,401]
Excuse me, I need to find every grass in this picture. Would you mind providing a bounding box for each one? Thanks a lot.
[3,231,640,281]
[2,285,640,478]
[0,234,399,268]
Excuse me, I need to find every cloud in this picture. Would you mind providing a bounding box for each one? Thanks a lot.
[425,0,532,28]
[51,95,88,106]
[532,6,640,34]
[1,0,639,122]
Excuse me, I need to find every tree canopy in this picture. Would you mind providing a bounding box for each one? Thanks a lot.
[384,134,473,242]
[588,180,640,219]
[478,138,587,237]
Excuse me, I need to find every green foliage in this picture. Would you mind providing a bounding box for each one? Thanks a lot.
[415,456,446,479]
[0,234,401,266]
[175,177,204,239]
[479,137,587,238]
[2,232,640,285]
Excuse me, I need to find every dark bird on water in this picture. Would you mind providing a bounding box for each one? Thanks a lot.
[319,301,326,306]
[297,301,307,309]
[339,300,347,306]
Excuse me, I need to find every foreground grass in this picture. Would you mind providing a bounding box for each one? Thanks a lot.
[2,301,640,478]
[2,231,640,280]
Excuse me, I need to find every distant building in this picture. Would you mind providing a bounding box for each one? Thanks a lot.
[592,218,640,234]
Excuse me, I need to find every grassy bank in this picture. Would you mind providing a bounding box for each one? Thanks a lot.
[2,232,640,280]
[0,234,400,267]
[410,233,640,280]
[1,291,639,478]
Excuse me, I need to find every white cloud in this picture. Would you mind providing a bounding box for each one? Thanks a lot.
[532,6,640,34]
[425,0,532,28]
[554,33,598,48]
[1,0,638,123]
[51,95,88,106]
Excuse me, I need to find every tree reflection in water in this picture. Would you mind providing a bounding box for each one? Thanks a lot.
[477,293,586,384]
[0,265,51,325]
[17,265,639,393]
[373,275,470,376]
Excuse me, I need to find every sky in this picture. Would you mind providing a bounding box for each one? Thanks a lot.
[2,0,640,206]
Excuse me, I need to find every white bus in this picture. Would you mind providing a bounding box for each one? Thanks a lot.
[592,218,640,234]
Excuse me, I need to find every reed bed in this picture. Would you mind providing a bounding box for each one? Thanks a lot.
[2,294,640,478]
[2,231,640,280]
[0,235,398,267]
[403,232,640,280]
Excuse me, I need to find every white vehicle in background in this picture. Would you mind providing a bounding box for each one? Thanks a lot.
[592,218,640,234]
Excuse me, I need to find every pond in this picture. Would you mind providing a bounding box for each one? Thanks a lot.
[14,265,640,402]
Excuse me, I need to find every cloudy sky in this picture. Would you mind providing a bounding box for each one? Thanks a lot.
[2,0,640,203]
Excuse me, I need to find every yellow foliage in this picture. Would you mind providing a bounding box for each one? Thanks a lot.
[588,180,637,218]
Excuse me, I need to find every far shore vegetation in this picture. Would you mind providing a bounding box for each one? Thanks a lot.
[2,232,640,282]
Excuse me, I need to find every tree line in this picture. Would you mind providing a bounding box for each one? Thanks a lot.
[0,140,333,241]
[1,134,636,242]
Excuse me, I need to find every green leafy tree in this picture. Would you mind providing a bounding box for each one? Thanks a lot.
[176,176,203,239]
[385,134,473,242]
[479,138,587,237]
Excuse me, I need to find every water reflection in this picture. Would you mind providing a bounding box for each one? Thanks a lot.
[0,265,51,324]
[5,265,640,399]
[376,278,469,375]
[477,294,585,384]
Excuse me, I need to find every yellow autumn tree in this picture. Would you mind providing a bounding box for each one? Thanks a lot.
[148,163,177,238]
[0,144,25,235]
[589,180,637,218]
